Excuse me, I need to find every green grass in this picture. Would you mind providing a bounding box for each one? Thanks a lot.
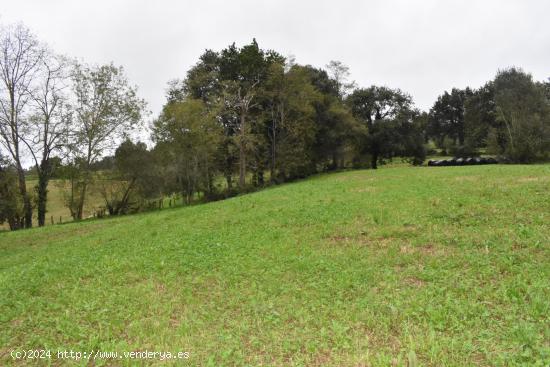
[1,170,253,230]
[0,179,106,231]
[1,165,549,366]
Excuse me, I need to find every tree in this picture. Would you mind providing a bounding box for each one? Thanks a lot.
[67,62,146,219]
[347,86,414,168]
[183,40,283,190]
[0,154,24,230]
[427,88,472,155]
[303,65,361,170]
[263,63,321,181]
[99,140,156,215]
[463,82,497,154]
[27,52,71,226]
[491,68,550,162]
[153,99,221,204]
[540,79,550,102]
[218,40,281,189]
[0,23,45,228]
[326,60,356,99]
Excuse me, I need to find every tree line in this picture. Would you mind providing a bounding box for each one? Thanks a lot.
[1,24,549,231]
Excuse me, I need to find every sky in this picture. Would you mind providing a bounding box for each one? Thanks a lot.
[1,0,549,118]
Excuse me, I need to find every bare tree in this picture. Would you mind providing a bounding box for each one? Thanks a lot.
[223,80,259,189]
[0,23,45,229]
[27,53,71,226]
[326,60,356,98]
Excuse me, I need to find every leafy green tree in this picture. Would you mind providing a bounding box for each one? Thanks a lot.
[491,68,550,162]
[463,82,497,154]
[539,79,550,102]
[427,88,472,155]
[397,110,428,166]
[67,62,146,219]
[0,155,24,230]
[99,140,157,215]
[183,40,283,190]
[217,40,282,188]
[347,86,415,168]
[303,66,361,170]
[153,99,222,203]
[263,63,321,181]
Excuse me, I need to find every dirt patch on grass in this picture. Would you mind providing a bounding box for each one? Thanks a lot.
[326,232,399,250]
[404,276,425,287]
[383,225,420,239]
[169,310,181,328]
[454,175,481,183]
[155,281,167,294]
[352,187,376,193]
[351,322,402,353]
[399,243,448,256]
[326,236,370,249]
[517,176,547,183]
[309,350,334,366]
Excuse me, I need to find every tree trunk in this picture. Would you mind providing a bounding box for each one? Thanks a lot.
[16,163,32,228]
[116,178,135,215]
[251,167,258,187]
[270,117,277,183]
[269,155,275,184]
[8,217,18,231]
[206,168,214,199]
[239,113,246,189]
[36,175,49,226]
[77,181,87,220]
[371,152,378,169]
[239,142,246,188]
[37,159,51,226]
[331,151,339,170]
[226,174,232,191]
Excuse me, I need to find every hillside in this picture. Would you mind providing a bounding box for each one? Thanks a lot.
[1,165,549,366]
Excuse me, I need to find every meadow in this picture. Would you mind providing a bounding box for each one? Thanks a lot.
[0,164,549,366]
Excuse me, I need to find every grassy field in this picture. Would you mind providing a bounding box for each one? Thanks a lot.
[1,165,549,366]
[0,171,258,230]
[0,179,105,231]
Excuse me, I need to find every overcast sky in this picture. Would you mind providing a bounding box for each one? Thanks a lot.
[1,0,549,117]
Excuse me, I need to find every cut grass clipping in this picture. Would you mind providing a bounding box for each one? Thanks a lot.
[1,165,549,366]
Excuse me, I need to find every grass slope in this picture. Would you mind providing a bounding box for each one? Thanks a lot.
[1,165,549,366]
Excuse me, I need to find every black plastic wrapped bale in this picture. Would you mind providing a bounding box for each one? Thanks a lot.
[426,156,498,167]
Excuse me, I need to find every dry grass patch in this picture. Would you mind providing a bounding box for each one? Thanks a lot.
[352,187,376,193]
[399,243,448,257]
[454,175,482,183]
[403,276,426,287]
